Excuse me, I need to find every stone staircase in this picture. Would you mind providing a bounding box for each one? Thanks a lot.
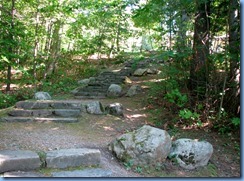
[1,100,103,123]
[73,67,134,99]
[0,149,113,177]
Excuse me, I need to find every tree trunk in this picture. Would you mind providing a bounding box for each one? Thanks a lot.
[43,20,61,79]
[6,0,15,92]
[33,1,40,89]
[189,0,210,99]
[223,0,240,115]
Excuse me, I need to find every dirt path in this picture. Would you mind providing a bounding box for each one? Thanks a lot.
[0,75,240,177]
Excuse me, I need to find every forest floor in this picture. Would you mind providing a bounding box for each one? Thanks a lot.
[0,69,241,177]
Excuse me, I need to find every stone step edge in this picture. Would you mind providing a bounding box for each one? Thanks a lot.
[0,117,79,123]
[8,109,82,117]
[0,148,101,174]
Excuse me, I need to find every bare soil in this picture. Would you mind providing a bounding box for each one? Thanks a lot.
[0,74,240,177]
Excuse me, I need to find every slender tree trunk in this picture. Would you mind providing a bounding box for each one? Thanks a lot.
[116,16,121,53]
[223,0,240,115]
[6,0,15,92]
[44,20,62,78]
[33,1,40,90]
[189,0,210,99]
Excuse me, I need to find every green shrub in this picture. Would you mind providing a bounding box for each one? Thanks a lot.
[164,89,188,107]
[0,93,17,109]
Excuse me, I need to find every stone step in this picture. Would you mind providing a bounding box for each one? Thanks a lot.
[4,171,45,177]
[74,91,107,97]
[51,168,113,177]
[8,109,81,117]
[1,117,79,123]
[75,95,106,99]
[15,100,87,110]
[0,150,41,173]
[46,148,101,169]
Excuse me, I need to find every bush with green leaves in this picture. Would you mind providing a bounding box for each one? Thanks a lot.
[164,88,188,107]
[0,93,17,109]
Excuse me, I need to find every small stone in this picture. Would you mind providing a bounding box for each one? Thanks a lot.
[105,103,124,117]
[34,92,52,100]
[86,101,104,115]
[78,78,90,84]
[125,85,142,97]
[107,84,122,97]
[133,68,148,76]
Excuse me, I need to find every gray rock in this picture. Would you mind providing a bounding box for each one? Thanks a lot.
[51,168,113,177]
[78,78,90,85]
[4,171,44,177]
[133,68,148,76]
[107,84,122,97]
[146,68,158,74]
[46,148,101,169]
[86,101,104,115]
[109,125,171,165]
[34,92,52,100]
[105,103,124,117]
[169,138,213,170]
[0,150,41,173]
[125,85,142,97]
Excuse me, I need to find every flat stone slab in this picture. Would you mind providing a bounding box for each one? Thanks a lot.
[8,109,53,117]
[1,117,33,122]
[0,150,41,173]
[4,171,45,177]
[34,117,79,123]
[14,100,99,112]
[1,117,78,123]
[51,168,113,177]
[46,148,101,169]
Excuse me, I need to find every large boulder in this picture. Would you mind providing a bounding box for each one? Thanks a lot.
[169,138,213,170]
[125,85,142,97]
[109,125,171,165]
[105,103,124,117]
[86,101,104,115]
[107,84,122,97]
[34,92,51,100]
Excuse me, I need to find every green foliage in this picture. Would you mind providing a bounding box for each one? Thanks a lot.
[164,89,188,107]
[0,93,16,109]
[134,166,143,173]
[231,117,240,127]
[179,109,200,125]
[37,151,47,168]
[0,87,34,109]
[123,160,134,171]
[40,77,79,96]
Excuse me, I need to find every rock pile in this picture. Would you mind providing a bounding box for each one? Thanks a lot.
[109,125,214,170]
